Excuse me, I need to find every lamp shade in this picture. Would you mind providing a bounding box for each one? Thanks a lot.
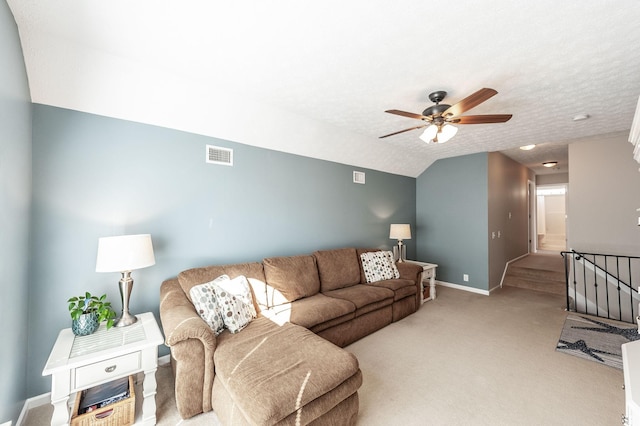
[437,124,458,143]
[419,124,458,144]
[419,125,438,143]
[96,234,155,272]
[389,224,411,240]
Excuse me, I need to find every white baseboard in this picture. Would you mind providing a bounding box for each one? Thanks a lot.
[16,392,50,426]
[16,356,172,426]
[159,354,170,366]
[499,253,530,288]
[437,280,490,296]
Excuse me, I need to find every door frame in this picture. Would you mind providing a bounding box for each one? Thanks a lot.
[528,180,537,253]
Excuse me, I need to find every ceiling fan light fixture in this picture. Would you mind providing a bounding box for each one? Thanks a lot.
[419,124,438,143]
[520,144,536,151]
[419,124,458,144]
[438,124,458,143]
[543,161,558,168]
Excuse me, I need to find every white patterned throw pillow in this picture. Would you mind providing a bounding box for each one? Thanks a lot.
[189,275,230,335]
[212,275,257,333]
[360,251,400,283]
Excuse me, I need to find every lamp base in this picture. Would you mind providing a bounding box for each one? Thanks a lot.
[115,312,138,327]
[116,272,137,327]
[393,242,406,263]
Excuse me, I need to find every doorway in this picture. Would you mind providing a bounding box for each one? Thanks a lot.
[536,184,567,252]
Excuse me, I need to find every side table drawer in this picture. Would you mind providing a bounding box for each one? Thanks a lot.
[422,268,434,279]
[75,352,140,389]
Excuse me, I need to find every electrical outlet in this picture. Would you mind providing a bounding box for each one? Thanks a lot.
[463,274,469,282]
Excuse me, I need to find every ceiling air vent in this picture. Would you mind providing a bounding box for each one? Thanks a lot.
[206,145,233,166]
[353,171,366,184]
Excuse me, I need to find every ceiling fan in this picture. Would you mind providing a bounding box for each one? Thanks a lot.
[380,88,512,143]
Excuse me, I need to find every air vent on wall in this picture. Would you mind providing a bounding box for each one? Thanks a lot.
[353,171,366,184]
[206,145,233,166]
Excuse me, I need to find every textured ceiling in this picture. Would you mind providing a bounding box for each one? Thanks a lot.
[7,0,640,177]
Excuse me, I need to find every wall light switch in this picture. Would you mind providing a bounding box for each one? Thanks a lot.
[491,232,496,239]
[498,231,501,238]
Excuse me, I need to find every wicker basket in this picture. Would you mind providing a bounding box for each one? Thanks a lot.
[71,376,135,426]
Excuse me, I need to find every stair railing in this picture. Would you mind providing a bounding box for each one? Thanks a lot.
[561,250,640,324]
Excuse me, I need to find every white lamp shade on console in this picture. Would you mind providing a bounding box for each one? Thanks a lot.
[389,224,411,241]
[389,224,411,262]
[96,234,155,272]
[96,234,155,327]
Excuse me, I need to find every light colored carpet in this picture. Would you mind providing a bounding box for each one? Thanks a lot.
[349,285,623,426]
[24,286,624,426]
[511,253,565,272]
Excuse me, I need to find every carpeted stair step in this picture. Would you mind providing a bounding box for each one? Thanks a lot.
[503,265,566,295]
[508,265,565,283]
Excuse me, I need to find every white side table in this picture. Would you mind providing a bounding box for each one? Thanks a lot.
[42,312,164,426]
[623,340,640,425]
[404,260,438,304]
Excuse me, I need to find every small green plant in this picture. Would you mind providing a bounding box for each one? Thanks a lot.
[68,292,117,330]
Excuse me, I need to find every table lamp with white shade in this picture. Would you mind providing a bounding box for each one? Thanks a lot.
[389,224,411,262]
[96,234,155,327]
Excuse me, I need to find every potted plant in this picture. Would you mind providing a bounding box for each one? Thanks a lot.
[68,292,117,336]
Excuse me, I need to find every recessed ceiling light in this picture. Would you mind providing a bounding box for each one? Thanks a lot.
[573,114,590,121]
[520,144,536,151]
[542,161,558,168]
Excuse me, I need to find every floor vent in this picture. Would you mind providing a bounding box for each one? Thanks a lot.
[353,171,366,184]
[206,145,233,166]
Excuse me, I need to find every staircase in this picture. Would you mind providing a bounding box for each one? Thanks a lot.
[502,253,565,295]
[562,250,640,323]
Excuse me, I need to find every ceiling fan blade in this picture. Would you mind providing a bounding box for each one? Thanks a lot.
[453,114,513,124]
[379,124,427,138]
[385,109,429,120]
[441,88,498,118]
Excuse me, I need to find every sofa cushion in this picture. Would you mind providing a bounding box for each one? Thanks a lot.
[212,275,257,333]
[369,278,417,301]
[314,248,361,292]
[178,262,266,306]
[324,284,394,316]
[262,293,356,333]
[188,275,229,335]
[356,248,381,283]
[360,250,399,282]
[263,255,321,305]
[214,317,362,425]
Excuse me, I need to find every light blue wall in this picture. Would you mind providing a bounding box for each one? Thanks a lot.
[28,104,416,396]
[0,1,32,423]
[416,153,489,290]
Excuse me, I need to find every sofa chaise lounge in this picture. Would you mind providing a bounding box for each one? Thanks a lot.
[159,247,423,424]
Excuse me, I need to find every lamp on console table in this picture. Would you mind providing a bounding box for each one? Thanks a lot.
[389,224,411,263]
[96,234,155,327]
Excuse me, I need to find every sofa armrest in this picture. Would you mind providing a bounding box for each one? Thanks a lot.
[396,261,422,283]
[395,262,423,305]
[160,278,217,419]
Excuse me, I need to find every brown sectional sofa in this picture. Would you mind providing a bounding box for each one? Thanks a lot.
[159,247,423,424]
